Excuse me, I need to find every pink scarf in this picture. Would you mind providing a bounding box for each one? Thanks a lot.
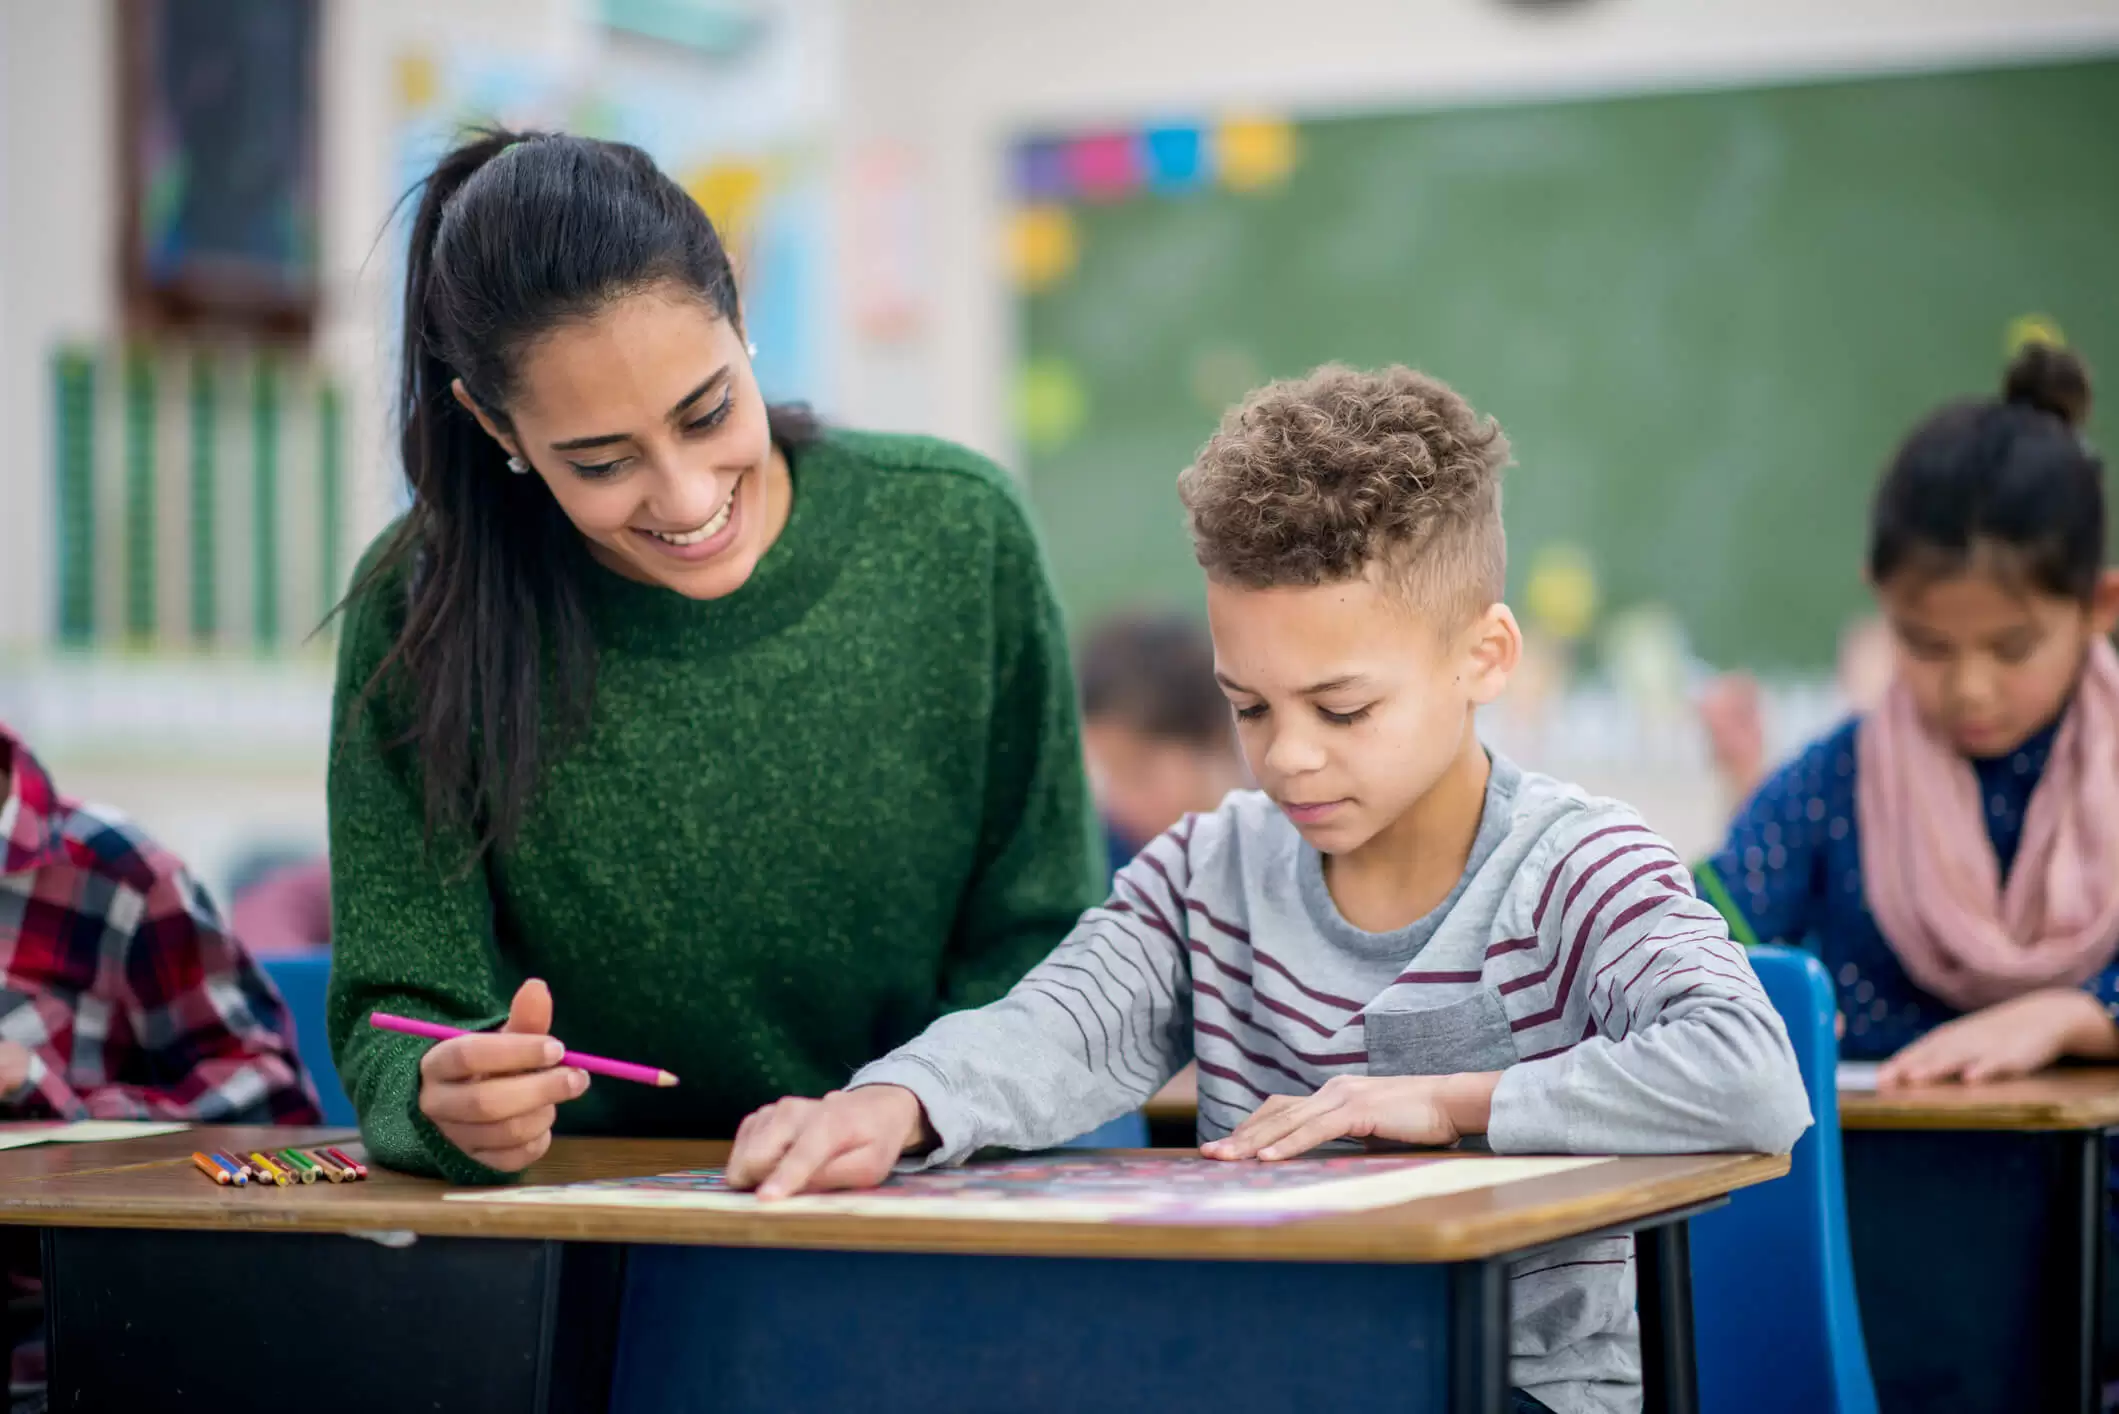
[1856,637,2119,1011]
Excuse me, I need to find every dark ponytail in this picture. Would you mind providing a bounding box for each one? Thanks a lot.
[341,129,818,863]
[1867,343,2103,602]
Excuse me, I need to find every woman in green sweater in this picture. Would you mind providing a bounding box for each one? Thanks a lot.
[327,130,1101,1183]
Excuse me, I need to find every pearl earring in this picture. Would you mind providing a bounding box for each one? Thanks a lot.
[746,342,758,359]
[507,456,528,474]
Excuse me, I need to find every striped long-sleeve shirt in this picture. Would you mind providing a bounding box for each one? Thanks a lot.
[852,753,1809,1414]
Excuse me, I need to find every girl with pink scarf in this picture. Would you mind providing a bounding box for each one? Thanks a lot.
[1697,342,2119,1089]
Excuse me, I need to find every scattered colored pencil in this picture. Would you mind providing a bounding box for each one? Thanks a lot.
[192,1152,232,1186]
[207,1152,250,1186]
[327,1146,369,1180]
[279,1149,319,1184]
[368,1013,679,1088]
[248,1152,291,1187]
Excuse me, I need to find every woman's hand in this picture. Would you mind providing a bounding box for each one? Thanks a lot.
[416,979,588,1171]
[725,1086,932,1199]
[1877,988,2118,1088]
[1200,1072,1499,1162]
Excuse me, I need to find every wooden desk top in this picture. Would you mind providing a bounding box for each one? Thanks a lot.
[1153,1064,2119,1134]
[1839,1067,2119,1132]
[0,1127,355,1183]
[0,1133,1785,1265]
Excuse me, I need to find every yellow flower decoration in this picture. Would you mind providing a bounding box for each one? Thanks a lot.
[1007,205,1078,292]
[684,161,767,250]
[395,50,439,115]
[2005,313,2067,356]
[1215,115,1297,192]
[1523,543,1598,644]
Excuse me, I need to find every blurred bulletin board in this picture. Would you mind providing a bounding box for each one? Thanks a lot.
[120,0,321,338]
[1011,58,2119,671]
[391,42,833,420]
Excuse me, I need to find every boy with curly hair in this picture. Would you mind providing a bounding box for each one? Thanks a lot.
[728,365,1809,1414]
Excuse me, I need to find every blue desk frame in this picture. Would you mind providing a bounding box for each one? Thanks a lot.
[1843,1125,2110,1414]
[41,1200,1716,1413]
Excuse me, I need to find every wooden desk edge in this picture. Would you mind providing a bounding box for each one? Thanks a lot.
[1837,1102,2119,1132]
[0,1150,1787,1264]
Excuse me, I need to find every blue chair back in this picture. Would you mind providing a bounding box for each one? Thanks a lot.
[1060,1110,1150,1148]
[1691,945,1877,1414]
[258,953,357,1126]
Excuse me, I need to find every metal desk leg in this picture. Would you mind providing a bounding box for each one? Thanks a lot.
[2070,1129,2108,1414]
[1636,1219,1699,1414]
[1452,1260,1509,1414]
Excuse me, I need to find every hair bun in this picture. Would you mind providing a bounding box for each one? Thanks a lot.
[2003,342,2092,429]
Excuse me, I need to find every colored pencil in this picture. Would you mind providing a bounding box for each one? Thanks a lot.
[191,1152,231,1186]
[312,1149,356,1182]
[278,1149,319,1184]
[207,1152,250,1186]
[326,1146,368,1180]
[248,1152,291,1187]
[367,1013,679,1088]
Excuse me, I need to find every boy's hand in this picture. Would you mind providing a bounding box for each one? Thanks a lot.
[1201,1072,1499,1162]
[1877,988,2117,1088]
[725,1085,933,1199]
[417,979,588,1172]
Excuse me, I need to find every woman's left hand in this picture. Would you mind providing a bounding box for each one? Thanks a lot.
[1877,988,2117,1088]
[1200,1072,1498,1162]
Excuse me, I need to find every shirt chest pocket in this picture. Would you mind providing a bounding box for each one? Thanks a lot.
[1364,990,1520,1077]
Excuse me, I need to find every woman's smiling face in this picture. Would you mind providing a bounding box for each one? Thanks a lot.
[458,281,789,600]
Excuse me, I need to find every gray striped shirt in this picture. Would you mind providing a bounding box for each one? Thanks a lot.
[852,754,1810,1414]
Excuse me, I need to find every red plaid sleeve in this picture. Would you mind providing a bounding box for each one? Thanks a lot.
[2,806,321,1124]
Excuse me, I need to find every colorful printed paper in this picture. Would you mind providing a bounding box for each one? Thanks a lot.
[448,1152,1611,1225]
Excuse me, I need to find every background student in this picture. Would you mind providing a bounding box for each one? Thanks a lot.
[1696,344,2119,1084]
[1077,609,1249,875]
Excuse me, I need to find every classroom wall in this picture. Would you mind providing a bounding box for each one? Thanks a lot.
[0,0,585,653]
[5,0,2117,880]
[0,0,584,898]
[0,0,116,652]
[832,0,2119,464]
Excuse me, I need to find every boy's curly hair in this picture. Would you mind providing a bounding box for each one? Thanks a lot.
[1177,364,1510,625]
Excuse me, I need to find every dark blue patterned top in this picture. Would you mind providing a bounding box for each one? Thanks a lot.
[1698,715,2119,1057]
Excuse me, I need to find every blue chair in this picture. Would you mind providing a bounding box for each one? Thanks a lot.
[1690,944,1877,1414]
[257,953,357,1126]
[1061,1110,1150,1148]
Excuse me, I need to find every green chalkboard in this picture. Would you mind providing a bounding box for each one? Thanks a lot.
[1016,57,2119,670]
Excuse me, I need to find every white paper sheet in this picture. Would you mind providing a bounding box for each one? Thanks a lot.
[0,1121,190,1151]
[1836,1060,1882,1092]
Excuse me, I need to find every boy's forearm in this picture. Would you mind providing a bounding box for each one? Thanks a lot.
[1436,1070,1500,1137]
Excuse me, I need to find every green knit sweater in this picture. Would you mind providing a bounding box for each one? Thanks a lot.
[326,430,1102,1184]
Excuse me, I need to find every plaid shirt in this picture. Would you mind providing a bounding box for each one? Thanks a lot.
[0,722,320,1123]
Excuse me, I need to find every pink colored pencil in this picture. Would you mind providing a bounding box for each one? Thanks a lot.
[367,1012,679,1088]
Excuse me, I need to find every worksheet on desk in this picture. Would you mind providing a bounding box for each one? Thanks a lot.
[447,1152,1613,1225]
[1837,1061,1882,1092]
[0,1121,191,1151]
